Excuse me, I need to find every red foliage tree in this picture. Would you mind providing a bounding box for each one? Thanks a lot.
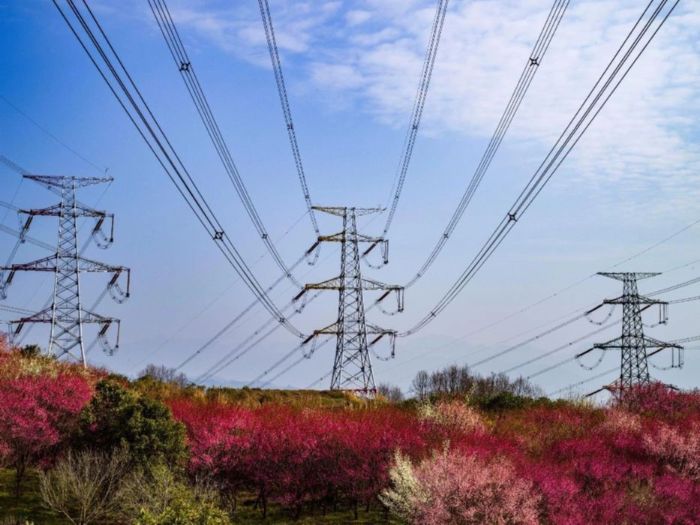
[0,372,92,495]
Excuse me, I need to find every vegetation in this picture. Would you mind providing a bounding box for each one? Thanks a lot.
[0,339,698,523]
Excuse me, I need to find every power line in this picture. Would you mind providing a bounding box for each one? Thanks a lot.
[388,0,569,288]
[0,95,107,174]
[398,0,680,336]
[131,209,310,371]
[378,233,700,379]
[148,0,312,287]
[256,0,319,238]
[247,336,332,388]
[381,0,451,236]
[498,271,700,379]
[548,366,618,397]
[54,0,304,337]
[195,291,323,384]
[173,253,312,374]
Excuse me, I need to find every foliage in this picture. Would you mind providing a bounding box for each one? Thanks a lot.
[0,364,92,495]
[121,464,231,525]
[38,448,130,525]
[139,364,189,388]
[417,400,485,434]
[644,422,700,481]
[377,383,404,402]
[411,364,543,401]
[1,342,699,524]
[382,447,540,525]
[78,380,186,470]
[170,399,429,517]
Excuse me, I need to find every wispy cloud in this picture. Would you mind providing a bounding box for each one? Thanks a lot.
[154,0,700,212]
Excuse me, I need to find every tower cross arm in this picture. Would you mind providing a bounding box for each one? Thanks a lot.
[598,272,660,281]
[19,203,109,219]
[24,174,113,189]
[77,256,129,273]
[1,254,57,272]
[643,335,683,350]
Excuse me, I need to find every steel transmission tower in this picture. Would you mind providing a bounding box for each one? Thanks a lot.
[580,272,682,392]
[0,175,130,366]
[295,207,404,394]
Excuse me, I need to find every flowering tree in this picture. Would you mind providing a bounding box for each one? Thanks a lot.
[382,448,540,525]
[0,372,92,495]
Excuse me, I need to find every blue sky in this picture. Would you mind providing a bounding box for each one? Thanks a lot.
[1,0,699,396]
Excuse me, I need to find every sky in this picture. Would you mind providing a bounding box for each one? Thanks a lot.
[0,0,699,397]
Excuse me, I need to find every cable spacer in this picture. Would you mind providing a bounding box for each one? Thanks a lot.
[529,57,540,66]
[179,62,191,71]
[213,231,224,240]
[508,212,518,222]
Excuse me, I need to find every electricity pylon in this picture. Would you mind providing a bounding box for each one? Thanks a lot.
[0,175,130,366]
[295,206,403,394]
[579,272,682,394]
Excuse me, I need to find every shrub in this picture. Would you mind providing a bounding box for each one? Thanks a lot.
[78,380,186,470]
[644,423,700,481]
[125,465,231,525]
[39,448,130,525]
[418,400,485,434]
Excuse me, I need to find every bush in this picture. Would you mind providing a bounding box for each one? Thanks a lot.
[418,400,485,434]
[78,380,186,470]
[123,465,230,525]
[39,448,130,525]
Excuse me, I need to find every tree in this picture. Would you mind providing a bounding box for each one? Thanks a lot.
[39,448,130,525]
[78,380,186,469]
[382,449,540,525]
[19,344,42,359]
[411,371,430,400]
[139,364,189,388]
[0,373,92,496]
[377,383,404,402]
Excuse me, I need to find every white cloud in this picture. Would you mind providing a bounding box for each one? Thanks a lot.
[160,0,700,212]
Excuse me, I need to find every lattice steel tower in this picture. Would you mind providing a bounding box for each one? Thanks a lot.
[0,175,130,366]
[592,272,681,390]
[295,207,403,393]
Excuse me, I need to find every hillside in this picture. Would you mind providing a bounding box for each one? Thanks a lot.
[0,342,699,524]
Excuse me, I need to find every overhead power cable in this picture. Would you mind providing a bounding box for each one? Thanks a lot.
[0,95,107,174]
[148,0,311,286]
[381,0,451,236]
[53,0,304,338]
[399,0,680,337]
[394,0,569,286]
[548,366,618,397]
[195,291,322,384]
[499,318,620,375]
[173,251,316,373]
[256,0,320,238]
[468,303,603,368]
[248,0,571,388]
[495,273,700,378]
[247,336,332,388]
[131,209,310,371]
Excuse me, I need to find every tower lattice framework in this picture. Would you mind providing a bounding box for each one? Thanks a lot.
[593,272,681,390]
[296,206,403,393]
[0,175,130,366]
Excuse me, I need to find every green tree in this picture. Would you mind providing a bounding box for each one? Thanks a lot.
[78,380,186,469]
